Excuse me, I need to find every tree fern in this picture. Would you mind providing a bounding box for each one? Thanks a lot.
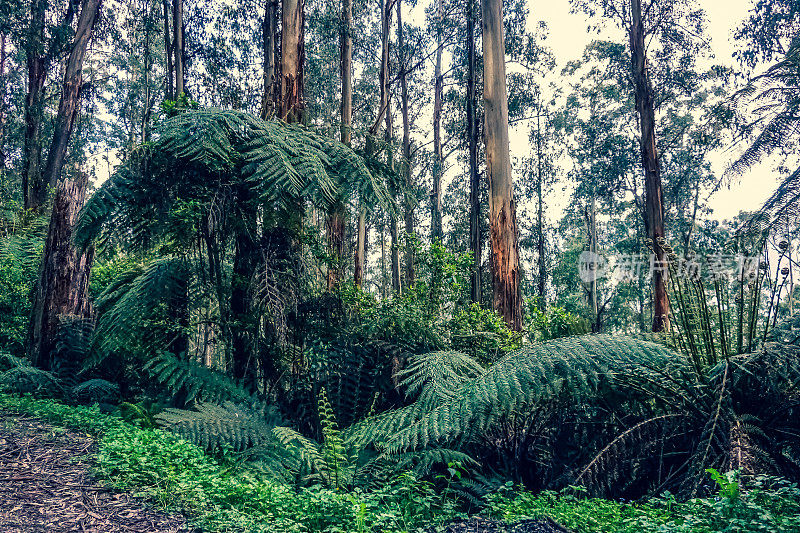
[75,109,390,252]
[144,351,253,405]
[71,379,121,405]
[358,335,684,453]
[0,355,63,397]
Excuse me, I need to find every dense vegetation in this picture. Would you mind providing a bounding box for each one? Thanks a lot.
[0,0,799,531]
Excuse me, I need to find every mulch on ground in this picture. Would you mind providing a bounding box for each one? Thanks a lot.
[0,412,191,533]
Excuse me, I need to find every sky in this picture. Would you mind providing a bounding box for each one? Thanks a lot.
[514,0,781,223]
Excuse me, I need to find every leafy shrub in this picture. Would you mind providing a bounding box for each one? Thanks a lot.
[450,303,522,363]
[525,304,590,342]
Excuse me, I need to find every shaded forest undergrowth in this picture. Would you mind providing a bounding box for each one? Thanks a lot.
[1,375,799,532]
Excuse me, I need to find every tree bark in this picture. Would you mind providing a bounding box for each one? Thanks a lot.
[339,0,352,145]
[28,171,94,370]
[397,0,414,287]
[279,0,305,123]
[467,0,481,304]
[29,0,103,369]
[481,0,522,331]
[325,0,351,290]
[42,0,103,207]
[260,0,278,119]
[386,99,401,294]
[630,0,670,332]
[431,0,443,241]
[163,0,173,100]
[173,0,184,97]
[23,0,47,211]
[230,201,258,387]
[536,106,546,308]
[354,206,366,286]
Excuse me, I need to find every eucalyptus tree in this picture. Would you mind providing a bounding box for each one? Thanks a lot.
[570,0,711,331]
[22,0,105,210]
[481,0,521,330]
[28,0,103,370]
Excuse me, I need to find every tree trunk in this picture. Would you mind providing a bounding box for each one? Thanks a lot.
[29,0,103,368]
[324,0,351,290]
[163,0,173,100]
[279,0,305,123]
[260,0,278,119]
[370,0,392,136]
[0,34,7,172]
[230,202,258,387]
[587,197,599,332]
[339,0,352,145]
[481,0,522,331]
[467,0,481,304]
[431,0,443,241]
[386,100,401,294]
[23,0,47,211]
[354,206,366,286]
[28,171,94,369]
[397,0,414,287]
[173,0,184,97]
[629,0,670,332]
[41,0,102,200]
[536,106,546,308]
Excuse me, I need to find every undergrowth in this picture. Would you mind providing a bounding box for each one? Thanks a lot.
[1,393,799,532]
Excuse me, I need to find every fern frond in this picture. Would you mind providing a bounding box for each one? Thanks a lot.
[144,351,253,405]
[362,335,683,453]
[71,379,120,405]
[156,401,281,453]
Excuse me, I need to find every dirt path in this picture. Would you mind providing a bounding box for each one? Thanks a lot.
[0,412,191,532]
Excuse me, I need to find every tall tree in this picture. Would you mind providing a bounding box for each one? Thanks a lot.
[260,0,278,119]
[326,0,351,289]
[481,0,522,330]
[173,0,184,96]
[22,0,47,210]
[163,0,173,99]
[28,0,103,369]
[466,0,480,303]
[430,0,443,241]
[571,0,711,330]
[279,0,305,122]
[397,0,414,287]
[629,0,669,331]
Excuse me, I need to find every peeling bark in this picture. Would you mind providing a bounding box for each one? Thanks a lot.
[482,0,522,330]
[279,0,305,123]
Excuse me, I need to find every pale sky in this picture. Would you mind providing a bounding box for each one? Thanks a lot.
[516,0,780,223]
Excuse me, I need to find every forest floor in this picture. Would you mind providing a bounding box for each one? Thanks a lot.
[0,411,190,533]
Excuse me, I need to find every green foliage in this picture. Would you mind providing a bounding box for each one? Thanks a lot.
[71,379,121,405]
[358,335,682,454]
[451,304,523,363]
[0,353,63,397]
[0,215,44,353]
[486,484,674,533]
[525,304,590,342]
[0,393,467,532]
[156,401,283,454]
[145,351,253,405]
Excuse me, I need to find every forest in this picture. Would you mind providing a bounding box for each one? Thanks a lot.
[0,0,799,531]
